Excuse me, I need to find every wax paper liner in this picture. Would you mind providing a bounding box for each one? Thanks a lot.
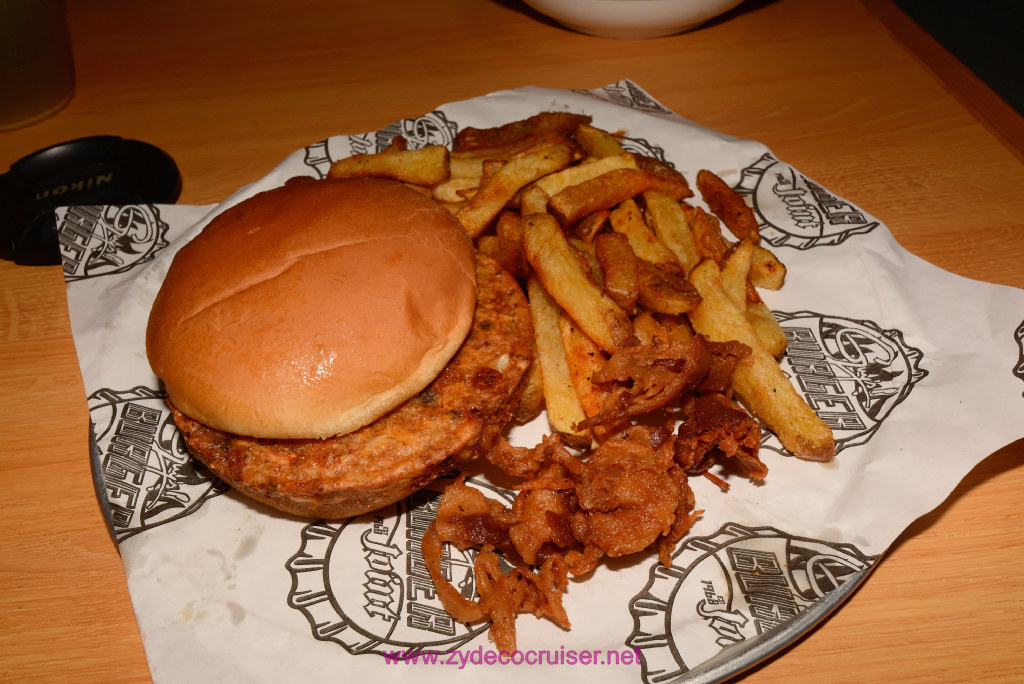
[59,81,1024,684]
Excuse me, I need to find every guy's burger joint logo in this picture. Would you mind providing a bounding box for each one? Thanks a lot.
[57,204,169,281]
[89,386,227,543]
[768,311,928,456]
[583,80,672,114]
[627,524,876,683]
[303,110,459,178]
[286,480,514,656]
[735,153,879,249]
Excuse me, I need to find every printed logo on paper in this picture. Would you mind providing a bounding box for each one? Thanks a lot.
[286,478,514,656]
[57,204,170,280]
[303,110,459,178]
[735,153,878,249]
[578,80,673,115]
[1014,320,1024,397]
[627,523,876,683]
[618,135,672,165]
[89,386,227,543]
[767,311,928,456]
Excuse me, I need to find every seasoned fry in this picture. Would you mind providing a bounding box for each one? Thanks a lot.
[493,210,523,249]
[750,244,787,290]
[432,176,478,203]
[477,235,529,278]
[630,312,696,347]
[595,232,640,313]
[720,239,755,309]
[549,168,686,226]
[746,300,788,358]
[688,259,835,461]
[569,237,602,284]
[610,198,679,265]
[557,313,622,441]
[697,169,760,244]
[512,351,547,426]
[327,144,450,186]
[449,153,488,180]
[643,191,700,273]
[519,184,550,217]
[454,111,591,156]
[572,210,610,243]
[523,212,635,352]
[635,155,693,199]
[532,153,637,198]
[654,313,696,345]
[574,122,626,158]
[526,277,591,446]
[691,206,731,263]
[549,169,651,226]
[457,142,575,237]
[637,259,702,315]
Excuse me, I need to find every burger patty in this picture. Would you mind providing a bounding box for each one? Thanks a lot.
[169,253,534,518]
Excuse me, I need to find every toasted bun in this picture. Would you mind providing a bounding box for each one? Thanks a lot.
[146,178,476,439]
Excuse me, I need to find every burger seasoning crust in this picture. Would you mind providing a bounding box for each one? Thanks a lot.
[169,254,533,519]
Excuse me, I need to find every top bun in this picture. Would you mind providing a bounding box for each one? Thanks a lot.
[146,178,477,439]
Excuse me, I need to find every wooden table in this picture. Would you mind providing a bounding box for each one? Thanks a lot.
[2,0,1022,681]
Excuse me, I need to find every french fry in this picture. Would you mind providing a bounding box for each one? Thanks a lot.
[572,210,609,243]
[449,153,487,180]
[634,155,693,199]
[687,259,835,461]
[721,240,787,356]
[637,259,702,315]
[594,232,639,313]
[512,352,546,426]
[327,144,450,186]
[557,313,621,441]
[432,176,479,203]
[691,206,730,263]
[642,191,700,273]
[477,235,529,278]
[549,168,683,226]
[654,313,696,345]
[746,300,788,358]
[523,212,635,352]
[750,244,787,290]
[609,198,679,265]
[495,209,524,244]
[519,184,550,217]
[574,122,626,158]
[720,239,755,309]
[457,142,575,237]
[568,237,600,282]
[630,312,664,346]
[632,311,696,347]
[453,111,591,156]
[696,169,760,244]
[532,153,637,198]
[526,277,590,446]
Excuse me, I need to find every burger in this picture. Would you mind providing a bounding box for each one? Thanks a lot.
[146,177,534,518]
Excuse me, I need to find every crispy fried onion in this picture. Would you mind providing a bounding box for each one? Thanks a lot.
[424,334,769,651]
[572,336,750,431]
[424,427,701,652]
[676,393,767,489]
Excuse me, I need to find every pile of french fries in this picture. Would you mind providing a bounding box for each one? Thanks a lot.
[327,112,835,462]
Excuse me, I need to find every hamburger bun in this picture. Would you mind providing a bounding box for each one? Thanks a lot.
[146,177,477,440]
[167,252,534,519]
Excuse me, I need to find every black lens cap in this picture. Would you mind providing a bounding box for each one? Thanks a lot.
[1,136,182,265]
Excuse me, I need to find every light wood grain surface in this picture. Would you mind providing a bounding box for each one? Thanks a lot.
[2,0,1022,681]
